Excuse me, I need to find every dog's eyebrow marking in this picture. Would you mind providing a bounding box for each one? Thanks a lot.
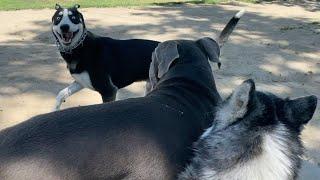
[68,11,73,15]
[58,11,63,15]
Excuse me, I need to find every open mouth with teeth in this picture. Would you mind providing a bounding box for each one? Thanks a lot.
[57,29,79,45]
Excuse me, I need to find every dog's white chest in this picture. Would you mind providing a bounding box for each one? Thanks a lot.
[205,132,293,180]
[71,71,94,90]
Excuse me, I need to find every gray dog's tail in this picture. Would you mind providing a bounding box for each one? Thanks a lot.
[218,9,245,46]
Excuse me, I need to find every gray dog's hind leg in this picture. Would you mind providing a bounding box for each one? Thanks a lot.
[54,81,83,111]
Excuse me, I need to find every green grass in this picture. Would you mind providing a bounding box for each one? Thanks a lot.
[0,0,190,10]
[0,0,258,11]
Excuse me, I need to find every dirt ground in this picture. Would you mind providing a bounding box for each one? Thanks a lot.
[0,1,319,178]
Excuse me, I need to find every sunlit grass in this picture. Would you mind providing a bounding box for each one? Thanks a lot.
[0,0,190,10]
[0,0,258,11]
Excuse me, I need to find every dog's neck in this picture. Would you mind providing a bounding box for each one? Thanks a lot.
[55,29,88,54]
[152,63,222,116]
[209,135,293,180]
[179,125,299,180]
[158,63,219,95]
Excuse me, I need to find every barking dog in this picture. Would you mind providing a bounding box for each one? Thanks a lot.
[178,79,317,180]
[0,11,243,180]
[52,4,159,110]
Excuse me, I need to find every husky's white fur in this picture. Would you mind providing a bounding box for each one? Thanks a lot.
[200,126,293,180]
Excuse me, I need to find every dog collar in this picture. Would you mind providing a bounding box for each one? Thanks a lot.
[55,29,88,54]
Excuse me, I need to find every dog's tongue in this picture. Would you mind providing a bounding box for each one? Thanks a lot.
[62,32,73,43]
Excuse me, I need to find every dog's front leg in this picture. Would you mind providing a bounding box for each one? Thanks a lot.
[54,81,83,111]
[99,84,117,103]
[145,80,152,95]
[93,76,118,103]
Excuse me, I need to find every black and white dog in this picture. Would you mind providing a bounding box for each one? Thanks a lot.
[178,79,317,180]
[52,4,159,110]
[0,11,243,180]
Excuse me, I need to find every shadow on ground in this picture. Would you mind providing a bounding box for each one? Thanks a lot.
[0,2,319,174]
[1,3,319,104]
[262,0,320,12]
[153,0,320,12]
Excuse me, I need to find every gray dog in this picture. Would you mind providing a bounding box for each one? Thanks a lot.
[178,79,317,180]
[0,11,243,180]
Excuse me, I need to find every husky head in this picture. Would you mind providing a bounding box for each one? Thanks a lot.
[179,79,318,180]
[212,79,317,136]
[52,4,85,49]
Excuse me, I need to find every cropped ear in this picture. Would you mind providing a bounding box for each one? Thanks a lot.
[148,53,158,91]
[229,79,255,119]
[74,4,80,9]
[286,95,317,127]
[153,41,179,78]
[55,4,62,10]
[196,37,221,68]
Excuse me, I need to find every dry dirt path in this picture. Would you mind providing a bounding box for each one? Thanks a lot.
[0,2,319,179]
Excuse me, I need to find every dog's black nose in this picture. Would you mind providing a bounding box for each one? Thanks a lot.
[60,24,70,32]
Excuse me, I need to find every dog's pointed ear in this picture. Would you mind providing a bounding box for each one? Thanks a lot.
[74,4,80,9]
[229,79,255,119]
[285,95,317,129]
[55,4,62,10]
[197,37,221,68]
[154,41,179,78]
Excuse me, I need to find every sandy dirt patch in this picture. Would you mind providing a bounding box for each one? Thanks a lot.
[0,2,319,178]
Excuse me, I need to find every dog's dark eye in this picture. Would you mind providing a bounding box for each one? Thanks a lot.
[56,17,61,20]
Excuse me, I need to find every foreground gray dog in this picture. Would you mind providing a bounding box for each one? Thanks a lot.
[0,11,243,180]
[178,79,317,180]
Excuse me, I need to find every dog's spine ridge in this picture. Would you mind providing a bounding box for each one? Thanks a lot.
[218,9,245,46]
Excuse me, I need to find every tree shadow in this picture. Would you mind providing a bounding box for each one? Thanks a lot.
[260,0,320,12]
[0,4,318,97]
[0,1,319,172]
[1,3,319,109]
[153,0,320,12]
[152,0,207,6]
